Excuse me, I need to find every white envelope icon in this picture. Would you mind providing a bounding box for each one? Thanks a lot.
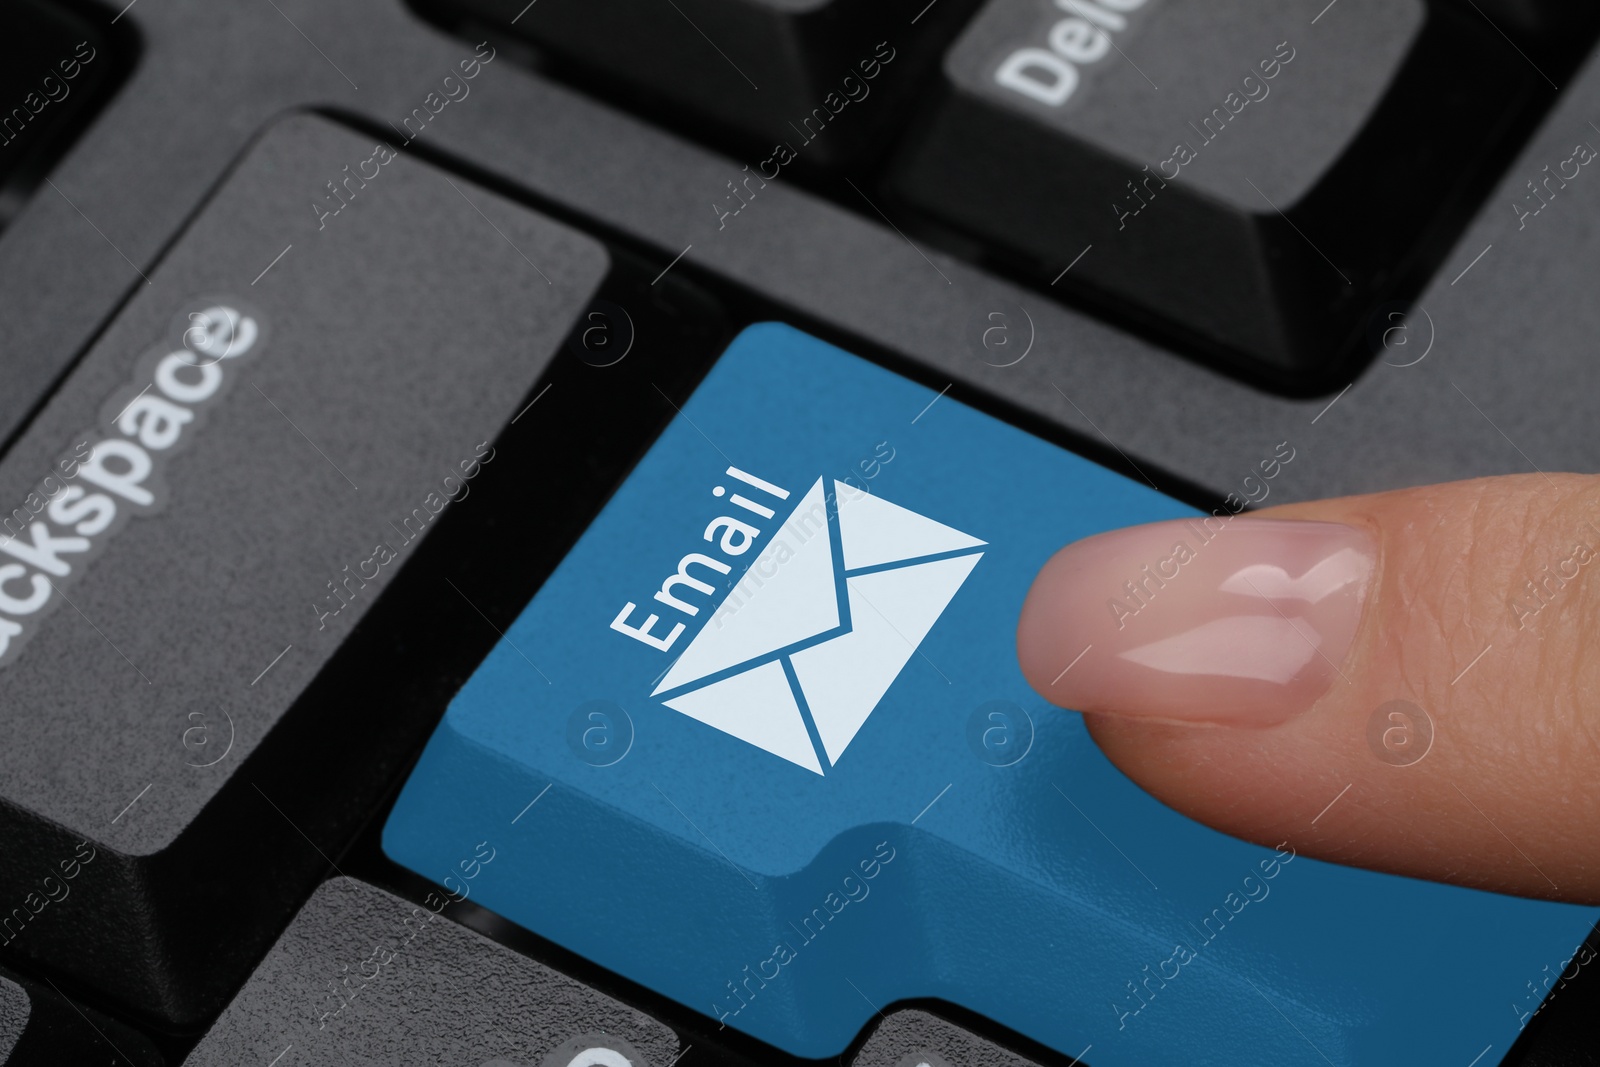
[650,477,984,774]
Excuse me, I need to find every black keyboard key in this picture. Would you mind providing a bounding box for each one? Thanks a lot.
[888,0,1545,381]
[0,965,162,1066]
[0,0,116,227]
[852,1010,1043,1067]
[182,878,678,1067]
[417,0,973,164]
[0,112,606,1024]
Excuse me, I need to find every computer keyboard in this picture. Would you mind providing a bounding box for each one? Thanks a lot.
[0,110,614,1022]
[406,0,1600,386]
[183,878,682,1067]
[1,0,1599,1065]
[889,0,1546,381]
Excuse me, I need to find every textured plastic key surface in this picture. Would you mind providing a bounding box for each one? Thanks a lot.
[937,0,1424,209]
[852,1010,1042,1067]
[0,112,606,1022]
[182,878,678,1067]
[383,324,1600,1065]
[0,978,19,1063]
[888,0,1539,378]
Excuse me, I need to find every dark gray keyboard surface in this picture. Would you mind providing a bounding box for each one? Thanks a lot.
[4,0,1598,505]
[854,1010,1047,1067]
[0,109,603,1022]
[183,878,679,1067]
[933,1,1419,210]
[0,981,18,1063]
[2,0,1600,1063]
[183,877,1061,1067]
[889,0,1546,377]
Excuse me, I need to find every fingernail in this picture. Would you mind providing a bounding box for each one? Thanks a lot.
[1017,518,1376,726]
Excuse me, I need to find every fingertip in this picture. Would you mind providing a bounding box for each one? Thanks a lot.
[1017,517,1375,727]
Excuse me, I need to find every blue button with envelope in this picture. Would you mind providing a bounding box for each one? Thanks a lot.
[384,323,1600,1066]
[644,468,987,774]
